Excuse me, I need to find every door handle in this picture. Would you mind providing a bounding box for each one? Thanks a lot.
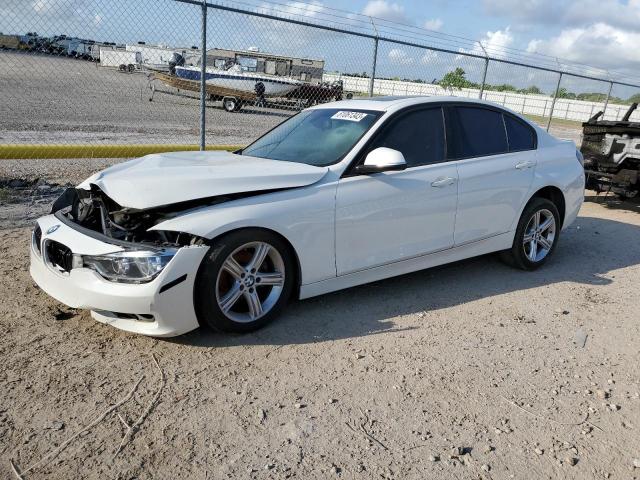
[431,176,456,188]
[515,160,535,170]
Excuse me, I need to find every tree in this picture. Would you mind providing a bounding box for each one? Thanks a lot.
[555,87,576,99]
[439,68,472,90]
[627,93,640,104]
[519,85,542,95]
[493,84,517,92]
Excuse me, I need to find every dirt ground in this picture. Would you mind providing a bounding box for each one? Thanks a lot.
[1,165,640,479]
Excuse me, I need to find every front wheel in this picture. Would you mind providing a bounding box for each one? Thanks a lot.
[194,229,295,332]
[502,198,560,270]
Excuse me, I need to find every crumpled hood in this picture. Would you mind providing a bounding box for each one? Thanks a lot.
[78,150,329,210]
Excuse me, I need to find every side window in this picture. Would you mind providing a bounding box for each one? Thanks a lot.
[504,114,536,151]
[448,107,508,159]
[367,108,445,167]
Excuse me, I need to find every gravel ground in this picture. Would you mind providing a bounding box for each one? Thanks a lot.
[1,51,582,148]
[1,173,640,478]
[0,51,289,146]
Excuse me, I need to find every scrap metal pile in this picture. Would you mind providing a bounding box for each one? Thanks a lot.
[581,103,640,198]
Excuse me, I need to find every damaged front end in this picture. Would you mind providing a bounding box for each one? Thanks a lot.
[51,185,215,248]
[46,186,216,285]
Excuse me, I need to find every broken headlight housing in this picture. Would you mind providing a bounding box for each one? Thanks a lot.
[79,249,176,283]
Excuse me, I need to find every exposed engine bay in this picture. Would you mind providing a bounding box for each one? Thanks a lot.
[581,102,640,198]
[50,186,226,247]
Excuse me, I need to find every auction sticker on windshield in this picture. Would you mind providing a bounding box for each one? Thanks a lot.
[331,111,369,122]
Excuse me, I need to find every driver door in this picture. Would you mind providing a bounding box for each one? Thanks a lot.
[335,107,458,275]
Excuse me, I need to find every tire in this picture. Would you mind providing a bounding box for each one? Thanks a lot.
[223,97,237,112]
[502,197,561,270]
[194,229,295,333]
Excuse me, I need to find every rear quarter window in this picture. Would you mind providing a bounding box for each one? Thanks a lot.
[504,115,536,151]
[447,106,508,159]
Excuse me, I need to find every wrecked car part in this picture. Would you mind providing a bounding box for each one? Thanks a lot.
[50,185,286,248]
[581,102,640,198]
[50,186,210,247]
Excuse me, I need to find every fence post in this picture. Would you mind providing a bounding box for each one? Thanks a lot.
[602,81,614,120]
[547,72,562,131]
[199,0,207,151]
[479,42,488,99]
[369,37,378,97]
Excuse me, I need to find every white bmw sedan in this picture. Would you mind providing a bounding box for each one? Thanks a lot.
[30,96,585,337]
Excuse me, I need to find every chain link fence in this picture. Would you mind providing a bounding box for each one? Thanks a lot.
[1,0,640,159]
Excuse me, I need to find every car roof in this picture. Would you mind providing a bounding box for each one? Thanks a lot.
[310,95,512,113]
[308,94,549,137]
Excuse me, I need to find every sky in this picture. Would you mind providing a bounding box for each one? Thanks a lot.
[1,0,639,96]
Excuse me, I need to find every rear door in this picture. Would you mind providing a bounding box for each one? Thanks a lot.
[335,106,458,275]
[447,106,537,245]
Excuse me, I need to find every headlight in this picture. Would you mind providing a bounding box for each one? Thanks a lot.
[80,249,176,283]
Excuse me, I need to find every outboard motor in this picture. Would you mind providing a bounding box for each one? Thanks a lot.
[168,52,185,75]
[255,81,266,107]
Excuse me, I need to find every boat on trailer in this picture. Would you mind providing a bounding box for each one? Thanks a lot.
[174,64,302,97]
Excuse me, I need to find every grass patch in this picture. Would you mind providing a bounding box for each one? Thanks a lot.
[522,114,583,130]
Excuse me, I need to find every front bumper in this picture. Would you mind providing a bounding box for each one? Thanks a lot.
[30,214,208,337]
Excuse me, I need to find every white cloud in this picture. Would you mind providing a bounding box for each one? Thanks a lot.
[32,0,47,13]
[483,0,640,32]
[456,26,514,62]
[362,0,408,23]
[526,23,640,70]
[478,26,514,59]
[482,0,640,72]
[251,1,332,51]
[421,50,439,65]
[423,18,443,31]
[388,48,414,65]
[258,0,325,19]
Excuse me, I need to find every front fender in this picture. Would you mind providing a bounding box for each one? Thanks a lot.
[150,183,338,285]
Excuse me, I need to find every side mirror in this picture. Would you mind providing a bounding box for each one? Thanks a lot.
[354,147,407,174]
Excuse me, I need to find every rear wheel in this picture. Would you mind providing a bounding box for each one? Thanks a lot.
[222,97,239,112]
[502,198,560,270]
[194,229,295,332]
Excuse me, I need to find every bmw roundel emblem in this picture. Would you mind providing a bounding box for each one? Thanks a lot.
[46,224,60,235]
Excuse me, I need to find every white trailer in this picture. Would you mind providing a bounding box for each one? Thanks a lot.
[100,49,141,68]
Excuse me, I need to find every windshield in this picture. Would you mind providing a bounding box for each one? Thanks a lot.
[241,108,381,166]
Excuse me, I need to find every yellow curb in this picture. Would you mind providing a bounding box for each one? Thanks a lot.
[0,144,243,160]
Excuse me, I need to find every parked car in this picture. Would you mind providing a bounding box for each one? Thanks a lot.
[30,96,585,337]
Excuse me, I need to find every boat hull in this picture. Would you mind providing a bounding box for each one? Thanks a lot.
[175,67,300,96]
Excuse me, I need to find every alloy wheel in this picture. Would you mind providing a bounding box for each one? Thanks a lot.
[522,208,556,263]
[215,241,285,323]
